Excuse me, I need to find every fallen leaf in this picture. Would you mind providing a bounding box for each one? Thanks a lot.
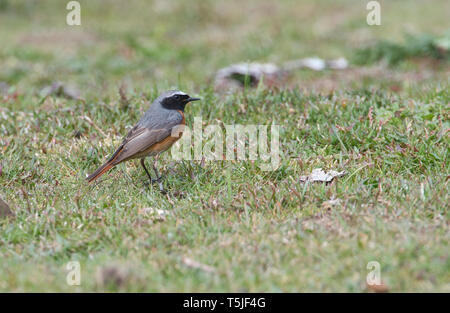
[299,168,346,183]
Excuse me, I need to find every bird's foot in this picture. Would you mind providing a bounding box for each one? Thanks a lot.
[143,177,166,194]
[151,176,162,184]
[159,187,167,195]
[156,179,166,194]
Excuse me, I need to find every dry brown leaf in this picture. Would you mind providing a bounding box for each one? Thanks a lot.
[299,168,346,183]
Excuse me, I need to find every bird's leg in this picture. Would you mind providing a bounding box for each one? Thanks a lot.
[152,157,165,193]
[141,158,165,193]
[140,158,153,184]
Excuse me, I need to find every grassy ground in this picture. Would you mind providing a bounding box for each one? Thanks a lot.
[0,0,449,292]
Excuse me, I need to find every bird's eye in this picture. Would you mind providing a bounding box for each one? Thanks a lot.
[174,95,181,99]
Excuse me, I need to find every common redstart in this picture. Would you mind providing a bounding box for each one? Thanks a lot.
[86,90,200,192]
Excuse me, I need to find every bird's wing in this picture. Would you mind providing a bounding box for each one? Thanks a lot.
[112,111,183,163]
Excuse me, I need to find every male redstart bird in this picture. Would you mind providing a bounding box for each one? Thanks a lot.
[86,90,200,192]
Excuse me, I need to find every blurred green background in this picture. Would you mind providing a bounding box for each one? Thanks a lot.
[1,0,449,97]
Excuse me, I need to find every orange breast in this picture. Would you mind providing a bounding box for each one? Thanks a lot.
[147,133,182,154]
[178,110,186,125]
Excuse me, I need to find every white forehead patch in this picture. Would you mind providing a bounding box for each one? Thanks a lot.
[161,90,188,100]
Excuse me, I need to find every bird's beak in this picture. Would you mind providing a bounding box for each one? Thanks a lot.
[187,97,201,102]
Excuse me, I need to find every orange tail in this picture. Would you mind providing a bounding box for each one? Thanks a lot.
[86,146,124,183]
[86,161,115,183]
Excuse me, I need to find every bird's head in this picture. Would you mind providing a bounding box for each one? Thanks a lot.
[159,90,200,111]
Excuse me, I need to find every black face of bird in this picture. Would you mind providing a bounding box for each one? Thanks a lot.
[161,91,200,111]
